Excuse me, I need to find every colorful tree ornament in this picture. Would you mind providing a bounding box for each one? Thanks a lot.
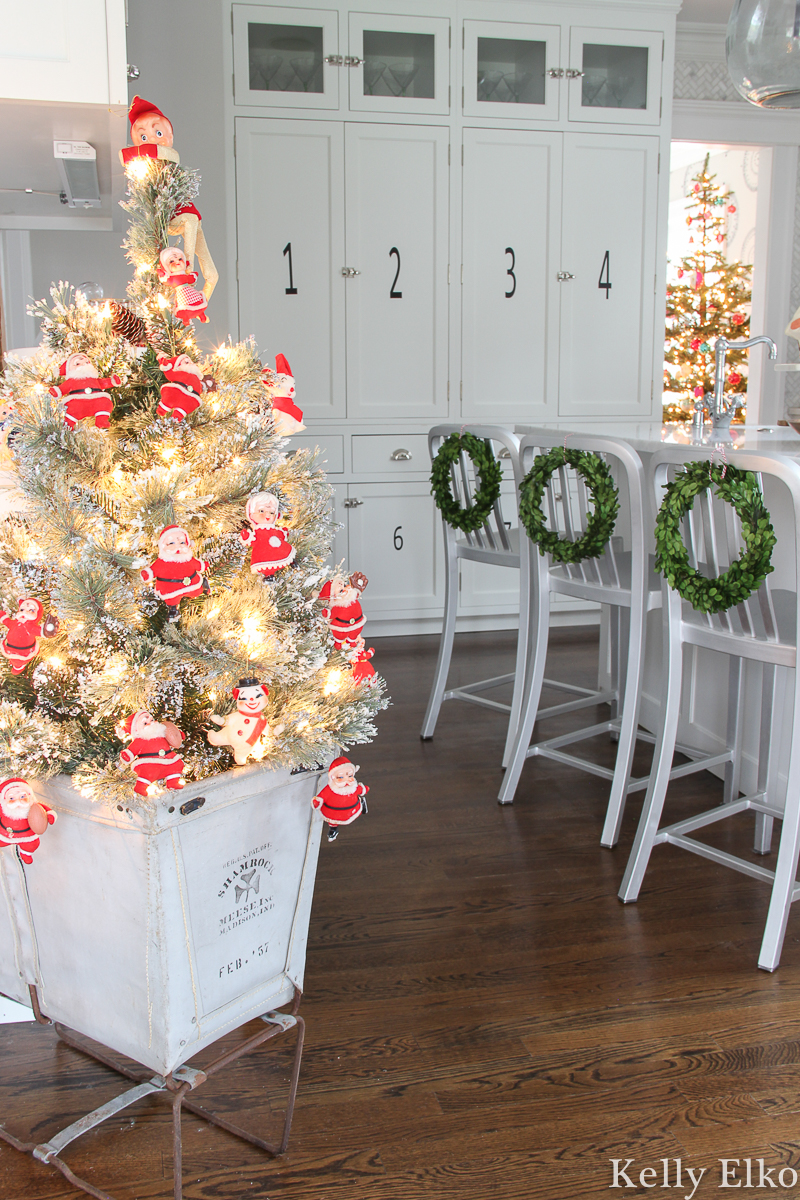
[319,572,368,648]
[311,756,369,842]
[48,352,121,431]
[0,599,58,675]
[0,778,56,863]
[240,493,296,577]
[349,637,377,683]
[117,710,186,797]
[157,352,204,420]
[206,678,281,765]
[157,247,208,325]
[262,354,305,435]
[140,526,209,621]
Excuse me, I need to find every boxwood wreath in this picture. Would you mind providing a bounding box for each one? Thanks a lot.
[654,460,776,615]
[430,432,504,533]
[518,447,620,564]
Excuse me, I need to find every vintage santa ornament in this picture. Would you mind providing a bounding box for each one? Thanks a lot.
[49,352,121,430]
[157,247,209,325]
[311,756,369,842]
[0,777,56,864]
[206,678,281,765]
[241,493,295,577]
[262,354,305,435]
[0,598,58,674]
[319,572,368,648]
[140,526,209,621]
[157,352,204,420]
[349,637,377,683]
[117,710,186,797]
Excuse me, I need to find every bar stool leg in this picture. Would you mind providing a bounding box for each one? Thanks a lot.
[601,597,646,848]
[421,539,459,741]
[498,568,550,806]
[501,539,531,771]
[723,656,746,805]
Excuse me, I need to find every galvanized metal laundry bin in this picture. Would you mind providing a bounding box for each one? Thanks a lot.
[0,763,324,1075]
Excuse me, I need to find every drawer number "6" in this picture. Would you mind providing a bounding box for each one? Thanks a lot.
[393,526,404,551]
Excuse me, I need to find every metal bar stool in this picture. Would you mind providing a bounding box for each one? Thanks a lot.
[498,431,663,847]
[420,424,529,769]
[619,447,800,971]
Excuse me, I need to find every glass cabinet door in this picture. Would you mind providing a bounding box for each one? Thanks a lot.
[463,20,561,121]
[347,13,450,115]
[232,5,340,110]
[567,28,663,125]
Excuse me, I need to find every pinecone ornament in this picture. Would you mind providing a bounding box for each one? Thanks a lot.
[110,301,147,347]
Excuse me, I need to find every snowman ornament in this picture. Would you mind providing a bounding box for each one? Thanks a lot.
[206,678,282,765]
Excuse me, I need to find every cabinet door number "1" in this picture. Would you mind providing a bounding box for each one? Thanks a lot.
[283,242,298,295]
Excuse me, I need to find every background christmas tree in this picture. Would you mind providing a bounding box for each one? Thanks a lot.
[663,154,753,422]
[0,147,386,806]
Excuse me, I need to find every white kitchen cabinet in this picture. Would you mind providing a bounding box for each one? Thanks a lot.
[344,123,450,421]
[235,117,346,420]
[558,133,659,417]
[461,126,561,422]
[232,4,341,110]
[347,11,451,116]
[463,19,561,120]
[0,0,127,105]
[566,26,663,127]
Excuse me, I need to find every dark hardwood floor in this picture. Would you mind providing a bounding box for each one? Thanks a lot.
[3,628,800,1199]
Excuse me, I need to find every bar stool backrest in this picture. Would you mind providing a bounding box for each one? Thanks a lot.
[428,424,522,555]
[517,431,647,594]
[648,447,800,648]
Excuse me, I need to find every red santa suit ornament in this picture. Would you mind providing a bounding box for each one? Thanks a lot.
[49,352,121,431]
[241,493,296,577]
[158,247,208,325]
[141,525,209,622]
[262,354,305,435]
[319,572,368,649]
[157,352,203,420]
[349,636,377,683]
[0,777,56,864]
[117,710,186,797]
[311,756,369,842]
[0,598,58,674]
[207,678,280,765]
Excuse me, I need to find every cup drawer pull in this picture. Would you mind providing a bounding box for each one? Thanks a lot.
[390,449,412,461]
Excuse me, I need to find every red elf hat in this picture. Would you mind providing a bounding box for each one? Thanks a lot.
[128,96,170,128]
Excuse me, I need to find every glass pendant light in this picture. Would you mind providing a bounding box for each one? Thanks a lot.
[726,0,800,107]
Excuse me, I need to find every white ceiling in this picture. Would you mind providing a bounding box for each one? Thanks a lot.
[677,0,733,24]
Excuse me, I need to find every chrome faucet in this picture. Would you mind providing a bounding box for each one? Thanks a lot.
[711,335,778,429]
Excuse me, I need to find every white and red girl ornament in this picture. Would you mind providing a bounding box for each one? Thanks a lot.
[157,247,209,325]
[0,778,56,864]
[241,493,296,577]
[262,354,305,435]
[156,352,203,420]
[319,572,368,649]
[311,756,369,842]
[349,636,376,684]
[206,678,281,765]
[49,352,121,431]
[0,598,59,675]
[117,710,186,797]
[140,526,209,622]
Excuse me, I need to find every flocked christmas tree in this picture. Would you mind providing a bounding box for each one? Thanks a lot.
[663,154,753,422]
[0,96,386,810]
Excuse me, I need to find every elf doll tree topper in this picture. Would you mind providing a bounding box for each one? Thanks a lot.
[116,710,186,797]
[319,572,368,648]
[0,598,58,675]
[140,526,209,622]
[241,493,296,577]
[262,354,305,435]
[49,352,121,431]
[0,777,56,864]
[206,678,283,765]
[311,756,369,842]
[120,97,218,301]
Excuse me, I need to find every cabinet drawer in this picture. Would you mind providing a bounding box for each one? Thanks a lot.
[286,435,344,474]
[352,434,430,474]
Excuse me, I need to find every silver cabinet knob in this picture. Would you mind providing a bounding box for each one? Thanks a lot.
[344,56,363,67]
[343,497,364,508]
[341,267,361,277]
[547,68,565,78]
[565,68,585,78]
[556,271,574,281]
[390,448,412,461]
[325,55,344,65]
